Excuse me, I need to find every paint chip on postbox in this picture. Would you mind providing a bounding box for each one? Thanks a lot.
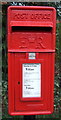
[8,6,56,115]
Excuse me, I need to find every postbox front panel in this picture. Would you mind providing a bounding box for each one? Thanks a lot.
[8,52,55,115]
[8,6,56,115]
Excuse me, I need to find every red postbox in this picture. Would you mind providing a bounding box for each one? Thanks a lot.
[8,6,56,115]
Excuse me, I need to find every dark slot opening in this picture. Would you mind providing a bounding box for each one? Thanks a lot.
[12,26,52,32]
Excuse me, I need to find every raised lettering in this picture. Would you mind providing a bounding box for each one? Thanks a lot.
[13,12,51,20]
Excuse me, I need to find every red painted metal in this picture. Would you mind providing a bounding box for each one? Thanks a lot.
[8,6,56,115]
